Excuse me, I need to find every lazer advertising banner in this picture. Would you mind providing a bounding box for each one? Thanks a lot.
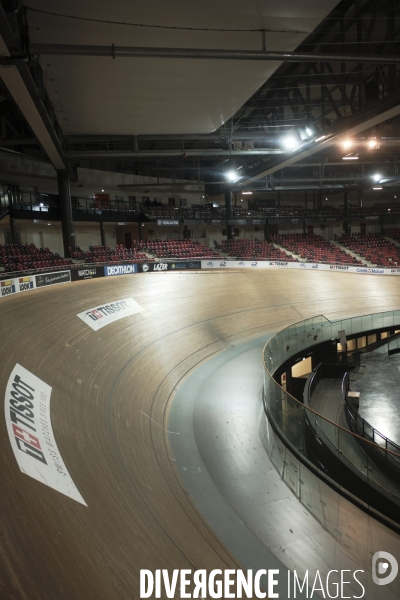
[4,364,87,505]
[77,297,143,331]
[104,264,138,276]
[139,262,169,273]
[35,270,71,288]
[138,261,202,272]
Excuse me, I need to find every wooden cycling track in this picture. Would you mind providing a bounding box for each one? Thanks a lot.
[0,268,399,600]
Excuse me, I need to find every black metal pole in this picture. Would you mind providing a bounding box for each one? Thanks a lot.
[100,221,106,246]
[57,170,75,257]
[9,215,17,244]
[225,186,234,240]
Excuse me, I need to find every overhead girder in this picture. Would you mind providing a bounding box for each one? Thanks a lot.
[233,0,400,133]
[0,5,74,176]
[240,87,400,186]
[25,44,400,65]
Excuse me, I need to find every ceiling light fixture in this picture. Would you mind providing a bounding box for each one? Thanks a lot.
[368,138,379,149]
[342,140,352,150]
[242,191,253,195]
[372,173,381,182]
[315,135,326,142]
[342,156,359,160]
[282,135,300,151]
[226,170,240,182]
[373,187,382,190]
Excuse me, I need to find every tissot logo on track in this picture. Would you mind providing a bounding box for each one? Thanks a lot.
[77,297,143,331]
[86,301,130,321]
[4,364,86,504]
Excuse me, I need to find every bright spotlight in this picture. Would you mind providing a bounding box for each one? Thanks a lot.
[368,138,379,149]
[226,170,240,182]
[282,135,299,151]
[305,127,313,138]
[342,140,352,150]
[372,173,381,182]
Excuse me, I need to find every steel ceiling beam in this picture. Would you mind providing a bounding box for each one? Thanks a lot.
[0,6,72,174]
[240,87,400,186]
[67,149,283,158]
[27,44,400,65]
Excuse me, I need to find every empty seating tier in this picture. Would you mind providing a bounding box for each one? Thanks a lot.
[133,240,221,259]
[0,243,72,273]
[81,244,150,264]
[337,233,400,267]
[272,233,363,265]
[218,239,295,261]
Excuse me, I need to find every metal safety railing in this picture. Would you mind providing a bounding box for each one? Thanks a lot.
[263,310,400,527]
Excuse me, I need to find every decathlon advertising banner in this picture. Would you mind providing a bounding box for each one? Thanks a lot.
[5,364,87,505]
[77,297,143,331]
[104,264,138,276]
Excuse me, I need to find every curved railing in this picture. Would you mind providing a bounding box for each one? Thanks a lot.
[342,372,400,472]
[263,310,400,527]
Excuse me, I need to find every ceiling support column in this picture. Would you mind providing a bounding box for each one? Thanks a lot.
[225,187,234,240]
[100,221,106,247]
[57,170,75,257]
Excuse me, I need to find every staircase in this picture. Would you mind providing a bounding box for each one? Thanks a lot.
[330,240,371,266]
[272,242,303,261]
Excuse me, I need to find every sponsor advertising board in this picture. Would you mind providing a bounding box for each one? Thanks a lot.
[156,219,179,225]
[104,264,138,276]
[0,278,16,297]
[1,271,71,300]
[139,262,169,273]
[139,262,201,271]
[18,276,35,291]
[77,297,143,331]
[71,267,103,281]
[200,260,400,275]
[169,261,201,270]
[35,270,71,288]
[5,364,87,505]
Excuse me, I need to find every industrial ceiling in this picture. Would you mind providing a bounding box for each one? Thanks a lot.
[1,0,400,192]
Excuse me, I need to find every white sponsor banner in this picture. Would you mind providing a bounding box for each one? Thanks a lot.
[77,297,143,331]
[201,260,400,275]
[0,275,36,299]
[0,271,72,300]
[5,364,86,505]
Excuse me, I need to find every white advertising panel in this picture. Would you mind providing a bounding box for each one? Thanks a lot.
[77,297,143,331]
[5,364,87,505]
[201,260,400,275]
[0,270,72,300]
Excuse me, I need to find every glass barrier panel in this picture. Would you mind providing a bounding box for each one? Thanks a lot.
[263,309,400,523]
[361,313,374,332]
[372,312,383,330]
[383,311,395,328]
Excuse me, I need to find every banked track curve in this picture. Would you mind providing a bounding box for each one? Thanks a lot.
[1,268,400,600]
